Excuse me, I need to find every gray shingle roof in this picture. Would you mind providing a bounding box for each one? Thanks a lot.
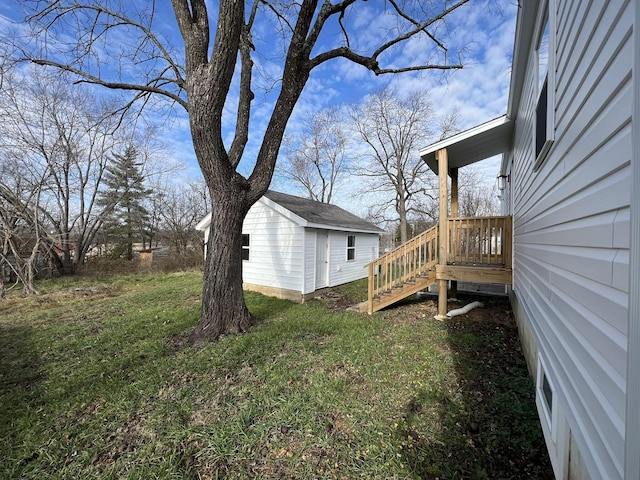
[264,190,383,233]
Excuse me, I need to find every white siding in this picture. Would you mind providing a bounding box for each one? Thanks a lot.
[326,231,379,287]
[241,202,304,293]
[303,230,317,294]
[509,1,632,478]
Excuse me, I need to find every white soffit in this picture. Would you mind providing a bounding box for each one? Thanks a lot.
[420,115,513,173]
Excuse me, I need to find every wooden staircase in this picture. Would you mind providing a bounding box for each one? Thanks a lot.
[365,225,439,313]
[364,216,512,314]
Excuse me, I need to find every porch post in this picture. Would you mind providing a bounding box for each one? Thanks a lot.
[450,168,459,299]
[436,148,449,319]
[450,168,459,216]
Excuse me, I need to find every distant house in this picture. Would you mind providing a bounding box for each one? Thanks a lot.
[196,190,382,302]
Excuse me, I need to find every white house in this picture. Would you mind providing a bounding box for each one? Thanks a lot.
[196,190,382,303]
[413,1,639,478]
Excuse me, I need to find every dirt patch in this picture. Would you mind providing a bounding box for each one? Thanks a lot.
[48,284,115,299]
[89,410,156,470]
[319,286,512,327]
[381,292,511,324]
[314,291,358,312]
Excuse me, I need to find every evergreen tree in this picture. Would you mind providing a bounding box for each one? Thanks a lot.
[97,146,152,260]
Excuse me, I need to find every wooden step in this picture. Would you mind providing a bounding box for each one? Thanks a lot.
[364,271,437,313]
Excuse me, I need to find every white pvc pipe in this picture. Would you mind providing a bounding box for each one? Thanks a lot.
[446,301,484,318]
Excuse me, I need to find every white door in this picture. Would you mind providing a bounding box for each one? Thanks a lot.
[315,232,328,289]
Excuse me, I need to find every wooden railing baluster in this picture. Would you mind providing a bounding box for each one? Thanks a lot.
[365,216,512,314]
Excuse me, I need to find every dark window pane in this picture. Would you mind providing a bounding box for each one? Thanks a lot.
[242,234,250,260]
[347,235,356,260]
[542,372,553,414]
[536,77,548,157]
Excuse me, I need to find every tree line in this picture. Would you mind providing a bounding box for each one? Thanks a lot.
[1,67,499,299]
[0,70,500,302]
[0,69,209,296]
[0,68,499,307]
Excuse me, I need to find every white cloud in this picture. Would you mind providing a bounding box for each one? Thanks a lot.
[4,0,518,218]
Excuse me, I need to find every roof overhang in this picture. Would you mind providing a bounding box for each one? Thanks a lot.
[195,197,383,235]
[195,212,211,231]
[420,115,513,174]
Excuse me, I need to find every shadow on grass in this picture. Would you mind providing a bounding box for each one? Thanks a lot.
[395,293,553,479]
[0,323,44,471]
[245,291,296,323]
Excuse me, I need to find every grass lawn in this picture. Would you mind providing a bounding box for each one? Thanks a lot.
[0,272,552,479]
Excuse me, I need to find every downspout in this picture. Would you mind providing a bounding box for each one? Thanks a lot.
[447,301,483,318]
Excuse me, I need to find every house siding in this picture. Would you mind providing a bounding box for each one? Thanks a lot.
[242,202,304,293]
[303,229,317,294]
[326,231,379,287]
[509,1,632,478]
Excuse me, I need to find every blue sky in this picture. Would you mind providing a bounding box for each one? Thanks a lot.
[0,0,517,216]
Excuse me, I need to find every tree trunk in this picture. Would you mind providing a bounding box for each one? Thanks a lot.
[397,194,409,244]
[188,187,252,343]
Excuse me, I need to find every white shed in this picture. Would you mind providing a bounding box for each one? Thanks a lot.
[196,190,382,302]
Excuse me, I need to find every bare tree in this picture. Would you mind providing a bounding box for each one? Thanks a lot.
[278,106,349,203]
[438,107,462,141]
[457,166,500,217]
[152,180,210,257]
[0,68,140,274]
[15,0,472,342]
[351,88,459,244]
[0,157,46,295]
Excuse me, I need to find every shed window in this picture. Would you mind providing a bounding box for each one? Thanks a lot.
[534,3,554,168]
[242,234,250,261]
[347,235,356,261]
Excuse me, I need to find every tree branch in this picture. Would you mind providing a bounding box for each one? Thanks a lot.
[229,0,259,169]
[29,59,188,110]
[311,0,470,74]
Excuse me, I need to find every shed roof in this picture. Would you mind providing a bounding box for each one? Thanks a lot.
[196,190,383,234]
[419,115,513,174]
[263,190,383,233]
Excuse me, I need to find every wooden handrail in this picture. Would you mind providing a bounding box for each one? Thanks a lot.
[366,224,439,311]
[365,216,512,314]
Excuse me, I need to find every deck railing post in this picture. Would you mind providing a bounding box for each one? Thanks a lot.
[367,262,374,314]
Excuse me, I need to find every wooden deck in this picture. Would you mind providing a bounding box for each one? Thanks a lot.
[364,216,512,314]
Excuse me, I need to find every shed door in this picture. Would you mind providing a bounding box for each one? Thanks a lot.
[315,232,328,289]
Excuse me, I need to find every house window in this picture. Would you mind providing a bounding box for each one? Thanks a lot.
[242,234,250,261]
[347,235,356,261]
[534,2,554,169]
[536,354,557,443]
[542,371,553,415]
